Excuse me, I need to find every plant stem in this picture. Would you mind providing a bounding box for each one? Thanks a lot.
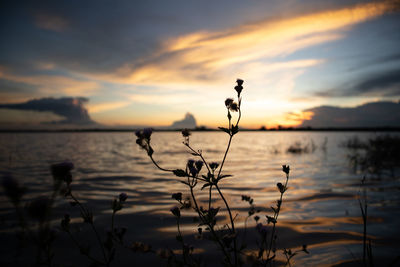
[215,184,238,266]
[69,191,109,266]
[189,184,232,266]
[266,173,289,264]
[176,217,188,265]
[67,230,105,266]
[90,223,109,267]
[111,211,116,233]
[149,155,173,172]
[217,135,233,180]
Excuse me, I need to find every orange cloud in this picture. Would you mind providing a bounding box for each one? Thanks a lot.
[88,101,131,113]
[1,72,99,97]
[104,0,396,86]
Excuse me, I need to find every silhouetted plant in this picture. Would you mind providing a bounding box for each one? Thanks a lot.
[135,79,308,266]
[342,135,400,177]
[286,140,316,154]
[1,162,133,267]
[60,163,135,267]
[358,177,374,267]
[0,163,70,266]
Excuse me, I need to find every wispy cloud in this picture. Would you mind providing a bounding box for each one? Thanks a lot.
[316,69,400,97]
[0,71,99,97]
[87,101,131,113]
[104,1,396,86]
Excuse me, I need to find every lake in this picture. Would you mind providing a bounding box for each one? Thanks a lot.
[0,131,399,266]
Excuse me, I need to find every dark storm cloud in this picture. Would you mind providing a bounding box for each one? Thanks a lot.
[316,69,400,97]
[299,101,400,128]
[0,97,96,125]
[351,70,400,96]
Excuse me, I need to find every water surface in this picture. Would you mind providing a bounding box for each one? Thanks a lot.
[0,131,399,266]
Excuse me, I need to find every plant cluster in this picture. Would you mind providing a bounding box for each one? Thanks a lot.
[135,79,308,266]
[342,135,400,177]
[2,79,309,266]
[2,162,133,266]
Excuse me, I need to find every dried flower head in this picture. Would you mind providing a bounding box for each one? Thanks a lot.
[51,161,74,185]
[195,160,203,172]
[282,165,290,175]
[172,192,182,201]
[135,129,154,156]
[229,102,239,112]
[277,182,285,193]
[170,206,181,218]
[181,128,191,137]
[225,98,234,108]
[143,128,153,139]
[119,193,128,202]
[209,162,219,171]
[235,79,244,96]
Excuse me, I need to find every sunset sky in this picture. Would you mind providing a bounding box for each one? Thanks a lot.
[0,0,399,128]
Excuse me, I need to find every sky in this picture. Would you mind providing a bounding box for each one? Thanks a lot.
[0,0,399,129]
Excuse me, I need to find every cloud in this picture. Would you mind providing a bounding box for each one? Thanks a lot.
[87,101,131,113]
[0,71,99,97]
[316,69,400,97]
[34,12,69,32]
[169,113,197,129]
[298,100,400,128]
[350,70,400,96]
[0,97,96,125]
[104,1,396,86]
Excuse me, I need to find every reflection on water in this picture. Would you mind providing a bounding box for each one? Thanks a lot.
[0,131,399,266]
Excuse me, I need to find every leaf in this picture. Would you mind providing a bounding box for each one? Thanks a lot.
[258,248,264,259]
[147,147,154,156]
[201,183,211,190]
[218,174,232,180]
[231,125,239,135]
[173,169,187,177]
[218,127,230,134]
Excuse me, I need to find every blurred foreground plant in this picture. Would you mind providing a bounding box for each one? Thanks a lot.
[1,162,133,267]
[135,79,308,266]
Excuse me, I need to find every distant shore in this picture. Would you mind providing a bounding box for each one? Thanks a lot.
[1,127,400,133]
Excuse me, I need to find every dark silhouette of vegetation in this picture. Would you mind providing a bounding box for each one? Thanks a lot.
[342,135,400,177]
[135,79,308,266]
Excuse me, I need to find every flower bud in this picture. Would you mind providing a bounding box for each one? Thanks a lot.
[119,193,128,202]
[225,98,234,107]
[170,206,181,218]
[172,192,182,202]
[195,161,203,172]
[282,165,290,175]
[277,182,285,193]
